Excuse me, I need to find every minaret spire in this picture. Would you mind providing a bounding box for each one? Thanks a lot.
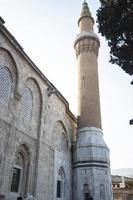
[75,1,101,128]
[72,2,113,200]
[78,0,94,33]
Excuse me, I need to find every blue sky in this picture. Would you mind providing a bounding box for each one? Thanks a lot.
[0,0,133,170]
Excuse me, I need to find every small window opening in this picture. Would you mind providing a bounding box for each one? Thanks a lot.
[11,167,21,192]
[57,180,61,198]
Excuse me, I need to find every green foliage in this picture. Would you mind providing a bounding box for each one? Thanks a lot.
[97,0,133,75]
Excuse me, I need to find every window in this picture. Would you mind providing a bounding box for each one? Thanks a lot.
[56,167,65,199]
[11,167,21,192]
[19,87,32,121]
[57,180,61,198]
[10,145,30,195]
[85,193,91,200]
[83,183,92,200]
[0,66,12,105]
[10,152,24,193]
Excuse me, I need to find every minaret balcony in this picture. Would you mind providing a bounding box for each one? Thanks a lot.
[74,31,100,57]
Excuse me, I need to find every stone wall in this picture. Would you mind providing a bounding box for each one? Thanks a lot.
[0,25,76,200]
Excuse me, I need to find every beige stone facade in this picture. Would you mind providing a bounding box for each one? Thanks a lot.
[0,17,76,200]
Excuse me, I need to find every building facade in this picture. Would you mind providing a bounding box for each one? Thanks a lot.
[0,2,112,200]
[112,175,133,200]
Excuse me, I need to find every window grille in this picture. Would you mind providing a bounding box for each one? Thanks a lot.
[19,87,32,121]
[0,66,12,105]
[11,167,21,193]
[11,146,29,194]
[56,167,65,198]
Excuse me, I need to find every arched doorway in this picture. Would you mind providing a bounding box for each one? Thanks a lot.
[83,183,93,200]
[10,144,30,196]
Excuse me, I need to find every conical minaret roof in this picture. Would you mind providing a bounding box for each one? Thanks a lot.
[81,1,91,18]
[78,1,94,25]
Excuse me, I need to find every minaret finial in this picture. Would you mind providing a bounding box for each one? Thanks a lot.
[81,0,91,16]
[83,0,87,3]
[78,0,92,26]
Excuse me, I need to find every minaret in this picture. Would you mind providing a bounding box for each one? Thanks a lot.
[73,2,113,200]
[76,1,101,129]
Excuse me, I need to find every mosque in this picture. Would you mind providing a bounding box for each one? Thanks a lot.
[0,1,112,200]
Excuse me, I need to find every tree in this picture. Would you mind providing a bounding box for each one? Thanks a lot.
[97,0,133,75]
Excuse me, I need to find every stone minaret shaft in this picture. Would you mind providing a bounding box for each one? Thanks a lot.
[73,2,113,200]
[74,1,101,129]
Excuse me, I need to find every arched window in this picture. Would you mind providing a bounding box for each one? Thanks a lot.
[56,167,65,199]
[0,66,12,105]
[10,144,30,195]
[19,87,33,121]
[53,121,68,152]
[100,184,105,200]
[10,152,24,193]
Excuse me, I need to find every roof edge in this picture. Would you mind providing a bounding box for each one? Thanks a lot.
[0,22,77,124]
